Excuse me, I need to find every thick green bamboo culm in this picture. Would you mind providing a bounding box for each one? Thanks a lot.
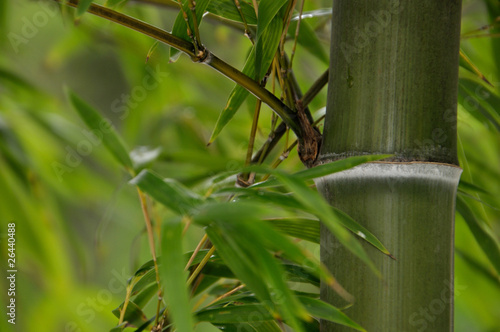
[318,1,462,331]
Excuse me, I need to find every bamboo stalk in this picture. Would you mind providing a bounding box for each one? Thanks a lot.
[318,1,463,330]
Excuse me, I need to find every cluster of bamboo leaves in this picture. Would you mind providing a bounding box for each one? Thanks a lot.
[1,0,500,331]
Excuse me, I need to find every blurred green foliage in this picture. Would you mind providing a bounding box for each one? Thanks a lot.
[0,0,499,331]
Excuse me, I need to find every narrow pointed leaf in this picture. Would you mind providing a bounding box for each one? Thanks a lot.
[170,0,213,61]
[196,304,274,323]
[194,322,223,332]
[77,0,94,16]
[267,218,320,243]
[298,297,366,332]
[205,225,274,306]
[129,169,203,215]
[274,173,380,276]
[210,14,283,142]
[252,155,391,188]
[456,196,500,275]
[458,78,500,131]
[207,0,257,25]
[111,301,148,327]
[160,219,195,332]
[67,89,134,169]
[256,0,288,40]
[255,11,283,80]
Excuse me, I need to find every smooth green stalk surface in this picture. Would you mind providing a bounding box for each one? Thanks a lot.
[318,163,462,331]
[319,1,463,330]
[320,1,462,165]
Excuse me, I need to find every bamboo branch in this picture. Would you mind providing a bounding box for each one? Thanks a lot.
[56,0,321,165]
[54,0,304,141]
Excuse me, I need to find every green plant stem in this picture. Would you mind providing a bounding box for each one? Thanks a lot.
[137,188,162,325]
[234,0,254,42]
[186,246,216,285]
[187,0,203,51]
[54,0,305,142]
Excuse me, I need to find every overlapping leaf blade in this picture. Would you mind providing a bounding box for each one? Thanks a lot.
[456,196,500,275]
[129,169,204,215]
[274,172,380,276]
[77,0,94,16]
[67,89,134,170]
[207,0,257,25]
[160,218,195,332]
[210,12,283,143]
[298,296,366,331]
[170,0,213,61]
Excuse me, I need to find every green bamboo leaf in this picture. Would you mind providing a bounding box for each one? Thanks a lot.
[111,301,148,327]
[205,228,308,329]
[194,322,223,332]
[267,218,320,243]
[217,183,390,256]
[131,269,156,294]
[458,179,490,195]
[283,264,319,286]
[298,296,366,332]
[256,0,288,40]
[459,78,500,118]
[456,196,500,276]
[458,78,500,131]
[456,248,500,288]
[133,283,158,308]
[66,89,134,170]
[170,0,213,61]
[106,0,127,7]
[109,322,127,332]
[274,173,380,277]
[213,321,282,332]
[77,0,94,17]
[205,225,274,306]
[252,155,391,188]
[255,10,283,80]
[207,0,257,25]
[210,10,283,143]
[129,169,204,215]
[196,203,319,330]
[288,19,328,65]
[196,304,274,323]
[160,218,195,332]
[192,201,328,281]
[201,261,235,278]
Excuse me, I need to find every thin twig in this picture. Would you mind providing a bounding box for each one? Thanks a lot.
[137,188,162,326]
[54,0,305,141]
[289,0,305,70]
[206,284,246,307]
[185,234,208,271]
[187,0,203,51]
[176,0,199,55]
[187,246,216,285]
[234,0,254,42]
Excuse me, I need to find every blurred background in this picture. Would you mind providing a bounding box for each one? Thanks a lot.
[0,0,499,331]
